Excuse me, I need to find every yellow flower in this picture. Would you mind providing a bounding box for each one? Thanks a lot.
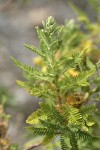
[41,66,47,72]
[80,39,93,55]
[33,57,43,65]
[68,68,79,77]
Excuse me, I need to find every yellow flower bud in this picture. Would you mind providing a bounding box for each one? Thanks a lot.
[33,57,43,65]
[68,68,79,77]
[41,66,47,72]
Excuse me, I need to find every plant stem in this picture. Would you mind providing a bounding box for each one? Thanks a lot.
[57,88,62,107]
[24,142,42,150]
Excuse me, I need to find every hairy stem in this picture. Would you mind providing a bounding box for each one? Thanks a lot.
[57,88,62,107]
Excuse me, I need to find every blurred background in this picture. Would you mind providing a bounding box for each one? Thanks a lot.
[0,0,100,149]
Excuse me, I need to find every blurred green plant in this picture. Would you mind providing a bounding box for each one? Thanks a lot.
[0,105,10,150]
[68,0,100,63]
[0,86,13,107]
[11,1,100,149]
[0,104,18,150]
[11,16,100,150]
[88,0,100,16]
[0,85,19,150]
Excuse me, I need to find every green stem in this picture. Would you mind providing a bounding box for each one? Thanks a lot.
[57,88,62,106]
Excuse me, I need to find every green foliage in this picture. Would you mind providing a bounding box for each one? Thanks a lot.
[9,144,19,150]
[11,16,100,150]
[0,86,18,150]
[61,1,100,63]
[60,135,69,150]
[88,0,100,14]
[0,86,13,107]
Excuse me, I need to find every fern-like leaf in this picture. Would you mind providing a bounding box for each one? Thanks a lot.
[26,126,54,135]
[76,129,97,141]
[11,57,54,82]
[70,133,79,150]
[68,107,83,125]
[24,44,45,59]
[39,119,60,131]
[60,135,69,150]
[11,56,35,74]
[26,108,47,125]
